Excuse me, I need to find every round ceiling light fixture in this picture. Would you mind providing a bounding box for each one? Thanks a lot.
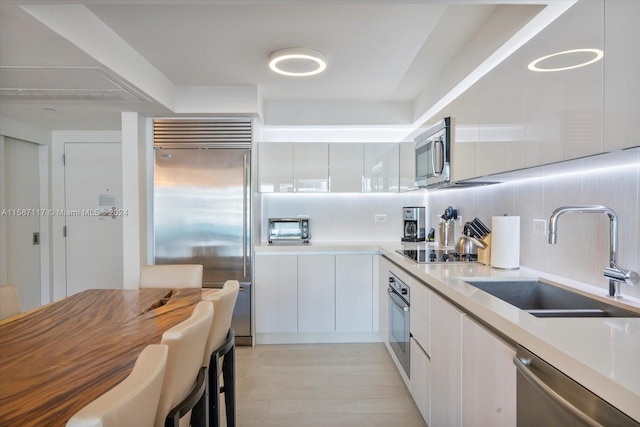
[528,48,603,72]
[269,48,327,77]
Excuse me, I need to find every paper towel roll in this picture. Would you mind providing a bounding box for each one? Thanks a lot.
[490,216,520,269]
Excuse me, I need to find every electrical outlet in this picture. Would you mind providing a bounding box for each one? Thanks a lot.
[375,214,387,224]
[533,219,547,235]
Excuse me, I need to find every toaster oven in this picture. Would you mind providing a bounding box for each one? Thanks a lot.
[268,218,311,244]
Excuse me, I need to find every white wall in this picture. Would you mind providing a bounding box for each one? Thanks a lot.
[260,192,425,243]
[427,147,640,299]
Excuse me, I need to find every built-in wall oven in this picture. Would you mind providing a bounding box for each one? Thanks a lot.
[388,272,410,377]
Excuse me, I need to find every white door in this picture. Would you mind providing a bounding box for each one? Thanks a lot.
[64,142,122,295]
[3,138,41,311]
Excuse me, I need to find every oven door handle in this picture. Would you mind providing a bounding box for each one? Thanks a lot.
[388,289,409,312]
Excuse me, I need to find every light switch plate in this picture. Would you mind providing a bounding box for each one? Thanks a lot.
[533,219,546,235]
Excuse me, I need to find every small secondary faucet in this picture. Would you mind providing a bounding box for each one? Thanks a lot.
[548,205,639,298]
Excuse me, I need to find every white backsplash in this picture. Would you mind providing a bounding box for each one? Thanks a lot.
[260,193,425,242]
[428,147,640,299]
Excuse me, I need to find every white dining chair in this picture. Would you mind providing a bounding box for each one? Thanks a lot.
[66,344,169,427]
[139,264,203,289]
[202,280,240,427]
[156,300,214,427]
[0,284,21,320]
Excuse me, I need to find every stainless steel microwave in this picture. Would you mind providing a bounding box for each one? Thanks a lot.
[268,218,311,244]
[415,117,451,188]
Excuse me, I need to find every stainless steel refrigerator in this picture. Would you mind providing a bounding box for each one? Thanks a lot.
[152,119,252,345]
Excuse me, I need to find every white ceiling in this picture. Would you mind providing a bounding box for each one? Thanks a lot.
[0,0,575,138]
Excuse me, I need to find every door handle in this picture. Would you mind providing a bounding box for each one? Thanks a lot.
[513,356,600,427]
[388,289,409,311]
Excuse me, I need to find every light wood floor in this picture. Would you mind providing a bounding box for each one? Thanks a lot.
[221,343,426,427]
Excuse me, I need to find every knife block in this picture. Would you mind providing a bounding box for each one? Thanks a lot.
[477,234,491,266]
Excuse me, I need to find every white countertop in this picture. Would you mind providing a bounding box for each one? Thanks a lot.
[255,240,640,421]
[254,240,382,254]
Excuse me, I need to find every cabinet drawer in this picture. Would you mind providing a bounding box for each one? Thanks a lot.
[411,281,430,321]
[411,307,430,356]
[410,337,431,425]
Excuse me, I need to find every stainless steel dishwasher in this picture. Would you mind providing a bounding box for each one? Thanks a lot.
[514,346,639,426]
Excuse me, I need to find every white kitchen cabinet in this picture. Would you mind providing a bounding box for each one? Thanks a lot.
[329,143,363,192]
[430,292,463,427]
[258,142,294,192]
[336,254,373,332]
[298,255,335,332]
[399,141,417,192]
[254,255,297,333]
[363,143,399,192]
[461,316,516,427]
[255,252,377,341]
[378,256,392,343]
[294,143,328,192]
[523,0,604,166]
[441,45,526,181]
[603,0,640,151]
[427,0,612,180]
[258,142,328,193]
[410,337,431,426]
[259,142,403,193]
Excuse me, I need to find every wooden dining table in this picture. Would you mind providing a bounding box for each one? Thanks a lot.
[0,287,218,427]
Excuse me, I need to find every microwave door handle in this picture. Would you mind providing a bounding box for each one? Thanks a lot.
[433,137,445,176]
[430,139,439,177]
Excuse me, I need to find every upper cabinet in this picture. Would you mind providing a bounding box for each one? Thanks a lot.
[258,142,328,193]
[363,143,399,192]
[435,0,640,180]
[293,143,329,192]
[603,0,640,152]
[329,143,364,192]
[258,142,294,192]
[522,0,604,167]
[259,142,401,193]
[399,142,417,192]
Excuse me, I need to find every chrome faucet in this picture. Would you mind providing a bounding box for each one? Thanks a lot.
[548,205,639,298]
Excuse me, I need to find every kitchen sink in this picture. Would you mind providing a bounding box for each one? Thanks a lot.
[464,280,640,318]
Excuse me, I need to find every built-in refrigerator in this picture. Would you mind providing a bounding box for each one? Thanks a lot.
[152,119,253,345]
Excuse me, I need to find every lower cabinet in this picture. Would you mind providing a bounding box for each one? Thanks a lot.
[298,255,335,332]
[255,253,374,339]
[461,316,516,427]
[430,292,463,427]
[397,265,516,427]
[410,337,431,425]
[254,255,297,333]
[336,254,373,332]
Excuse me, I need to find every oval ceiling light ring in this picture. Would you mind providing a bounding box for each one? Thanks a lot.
[269,48,327,77]
[528,48,604,72]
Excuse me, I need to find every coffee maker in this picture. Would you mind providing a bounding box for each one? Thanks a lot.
[402,207,426,242]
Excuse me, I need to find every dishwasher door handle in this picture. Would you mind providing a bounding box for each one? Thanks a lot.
[513,356,601,427]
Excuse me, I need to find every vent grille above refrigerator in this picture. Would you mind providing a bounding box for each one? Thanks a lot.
[153,118,253,148]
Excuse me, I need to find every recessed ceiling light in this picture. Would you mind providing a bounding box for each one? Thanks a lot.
[269,48,327,77]
[528,48,604,72]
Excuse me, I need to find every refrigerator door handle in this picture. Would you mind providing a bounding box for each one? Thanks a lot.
[243,153,248,278]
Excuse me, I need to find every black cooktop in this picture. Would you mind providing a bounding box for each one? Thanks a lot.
[396,249,478,263]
